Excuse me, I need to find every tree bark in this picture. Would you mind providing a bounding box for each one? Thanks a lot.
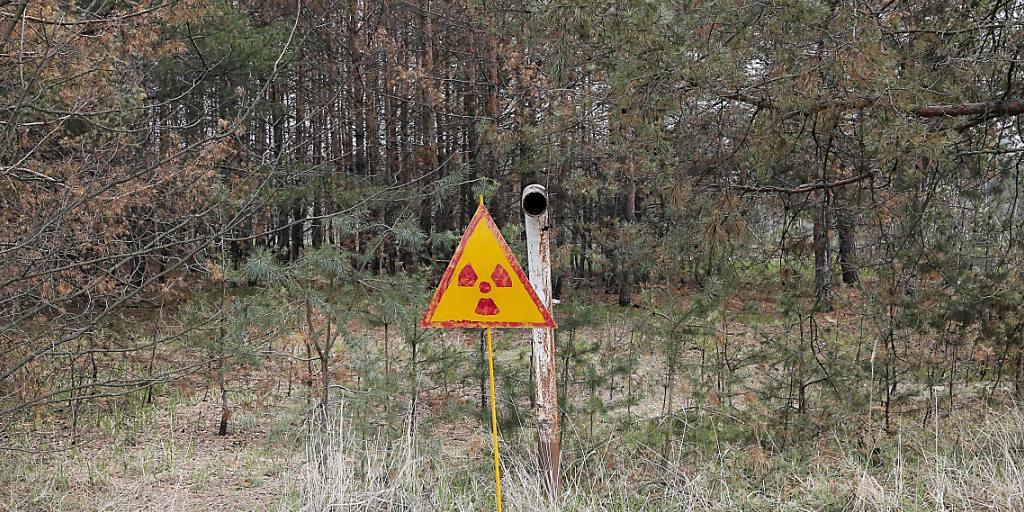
[912,99,1024,118]
[813,188,833,311]
[834,184,859,285]
[349,0,367,175]
[417,0,439,252]
[0,0,27,49]
[462,30,478,228]
[311,69,323,250]
[290,202,304,261]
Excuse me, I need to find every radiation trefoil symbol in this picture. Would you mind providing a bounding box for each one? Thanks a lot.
[421,203,556,329]
[457,263,514,315]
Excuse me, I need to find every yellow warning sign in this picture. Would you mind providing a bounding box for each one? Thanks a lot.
[421,202,556,329]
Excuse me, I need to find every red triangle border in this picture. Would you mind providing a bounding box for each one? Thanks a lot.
[420,203,557,329]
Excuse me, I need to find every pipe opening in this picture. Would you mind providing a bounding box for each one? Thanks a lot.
[523,190,547,216]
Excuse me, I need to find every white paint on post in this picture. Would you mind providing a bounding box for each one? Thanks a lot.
[522,184,560,499]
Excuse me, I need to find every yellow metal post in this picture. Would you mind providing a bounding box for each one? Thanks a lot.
[486,326,503,512]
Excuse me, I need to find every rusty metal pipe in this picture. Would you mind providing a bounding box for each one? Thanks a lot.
[522,184,560,499]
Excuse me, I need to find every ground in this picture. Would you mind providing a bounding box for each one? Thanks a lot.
[3,285,1024,511]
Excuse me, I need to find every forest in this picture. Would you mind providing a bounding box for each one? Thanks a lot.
[3,0,1024,510]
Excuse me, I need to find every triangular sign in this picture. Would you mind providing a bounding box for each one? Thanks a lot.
[421,202,557,329]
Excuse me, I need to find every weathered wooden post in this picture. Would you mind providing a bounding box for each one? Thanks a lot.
[522,184,561,499]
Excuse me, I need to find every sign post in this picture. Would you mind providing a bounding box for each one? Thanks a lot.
[522,184,561,499]
[421,197,557,512]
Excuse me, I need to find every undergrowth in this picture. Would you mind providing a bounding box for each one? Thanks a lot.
[282,402,1024,511]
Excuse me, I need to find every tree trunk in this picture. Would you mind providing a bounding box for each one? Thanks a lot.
[417,0,439,258]
[310,69,323,250]
[462,31,478,228]
[311,197,323,249]
[349,0,367,175]
[383,0,398,185]
[484,32,503,218]
[834,185,859,285]
[217,255,230,436]
[271,82,289,257]
[813,188,833,312]
[409,336,419,435]
[218,363,229,435]
[617,266,632,306]
[290,202,304,261]
[320,321,332,419]
[0,1,27,49]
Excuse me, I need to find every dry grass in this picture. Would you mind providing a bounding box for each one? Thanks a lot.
[5,394,1023,511]
[277,401,1024,511]
[1,397,299,512]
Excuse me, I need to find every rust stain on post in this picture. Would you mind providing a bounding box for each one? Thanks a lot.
[522,184,561,499]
